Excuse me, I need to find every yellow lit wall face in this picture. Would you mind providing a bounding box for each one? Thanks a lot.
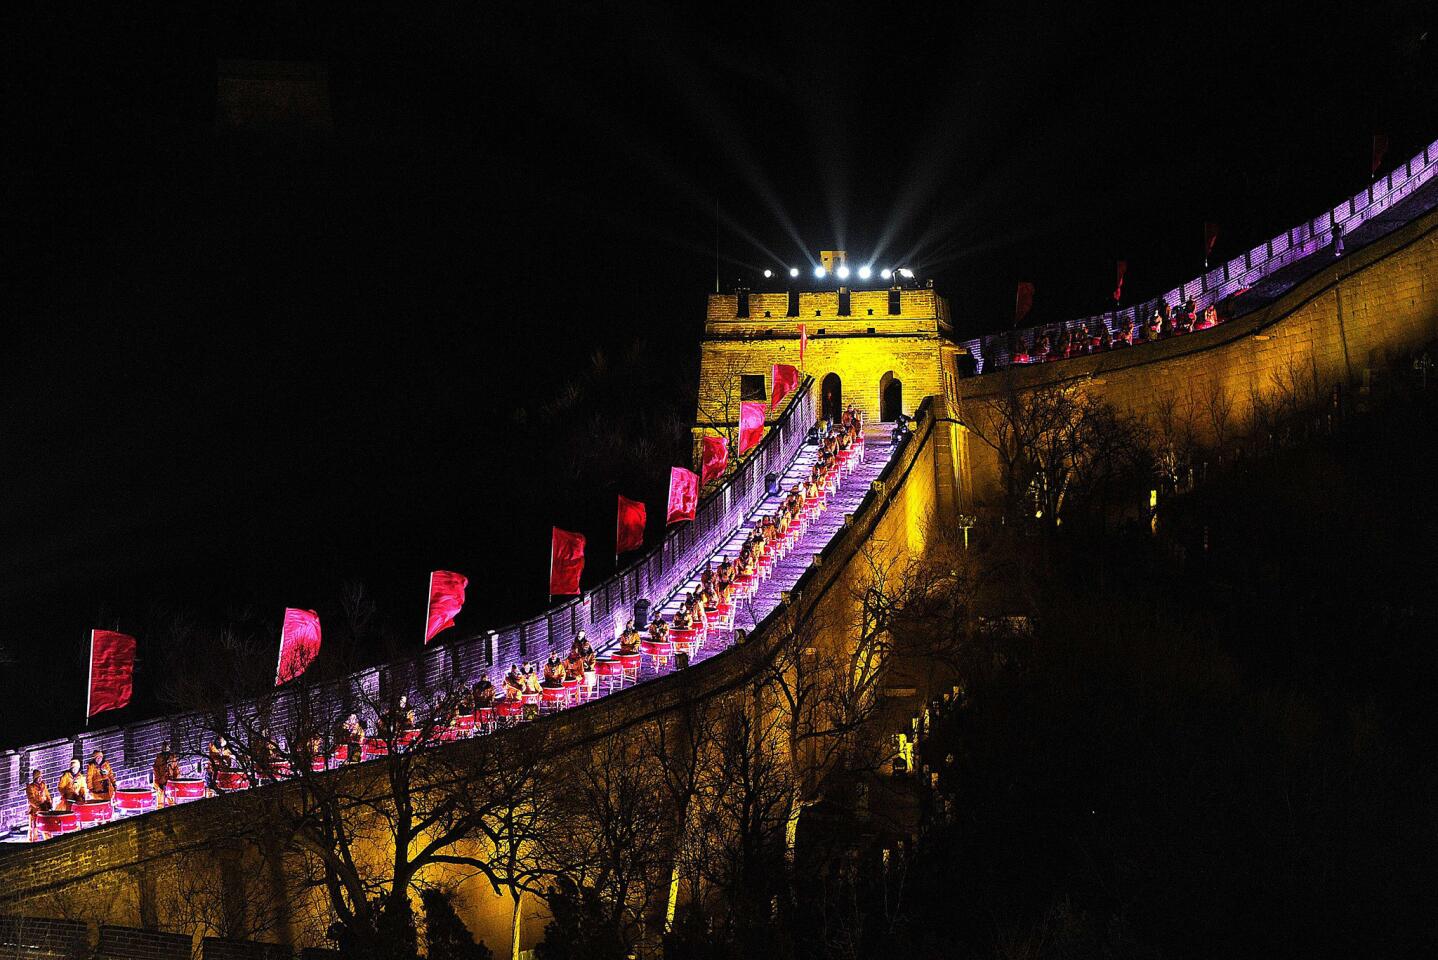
[947,208,1438,504]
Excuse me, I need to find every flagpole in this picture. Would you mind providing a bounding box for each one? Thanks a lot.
[275,616,286,687]
[85,629,94,725]
[423,571,434,646]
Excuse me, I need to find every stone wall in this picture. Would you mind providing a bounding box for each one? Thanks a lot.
[951,201,1438,509]
[0,384,817,840]
[0,399,952,959]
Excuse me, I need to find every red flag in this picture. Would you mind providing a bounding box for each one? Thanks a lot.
[700,435,728,486]
[1204,222,1220,258]
[616,495,646,554]
[87,629,135,718]
[666,466,699,524]
[549,528,585,596]
[797,323,807,366]
[276,608,322,686]
[1112,260,1127,304]
[770,363,800,411]
[424,570,468,644]
[1371,133,1389,177]
[1014,282,1035,326]
[739,401,766,454]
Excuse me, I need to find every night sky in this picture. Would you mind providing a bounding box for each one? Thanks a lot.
[4,1,1435,746]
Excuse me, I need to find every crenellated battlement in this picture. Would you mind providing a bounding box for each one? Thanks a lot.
[706,287,949,326]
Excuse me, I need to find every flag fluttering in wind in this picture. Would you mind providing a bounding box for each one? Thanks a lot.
[549,528,586,596]
[739,401,766,454]
[276,608,322,686]
[87,629,136,718]
[666,466,699,524]
[1014,282,1035,326]
[700,435,728,486]
[1112,260,1128,304]
[770,363,800,411]
[424,571,468,644]
[797,323,807,367]
[1204,222,1220,261]
[616,495,646,554]
[1371,133,1390,177]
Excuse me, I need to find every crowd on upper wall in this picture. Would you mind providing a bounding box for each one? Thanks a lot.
[1005,298,1230,365]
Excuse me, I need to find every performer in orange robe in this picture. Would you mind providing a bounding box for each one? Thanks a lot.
[86,749,116,802]
[26,769,53,839]
[56,760,88,812]
[153,742,181,805]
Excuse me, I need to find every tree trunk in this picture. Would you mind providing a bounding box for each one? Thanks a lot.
[510,889,525,960]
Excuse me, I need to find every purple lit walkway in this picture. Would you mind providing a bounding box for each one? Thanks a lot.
[6,421,900,843]
[617,423,894,681]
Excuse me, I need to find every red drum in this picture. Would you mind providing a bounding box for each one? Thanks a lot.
[330,744,349,764]
[453,714,476,732]
[166,778,205,801]
[362,738,389,759]
[595,658,622,677]
[113,788,155,813]
[312,755,329,772]
[541,684,566,704]
[74,800,113,825]
[477,706,497,723]
[495,700,523,719]
[521,692,540,706]
[437,728,460,742]
[397,729,421,748]
[216,770,250,792]
[562,674,582,689]
[616,652,641,672]
[641,640,673,658]
[269,761,293,779]
[36,810,79,838]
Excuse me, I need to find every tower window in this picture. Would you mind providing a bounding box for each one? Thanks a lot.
[868,327,875,334]
[787,290,799,317]
[740,375,767,401]
[764,310,772,318]
[815,309,822,316]
[867,308,874,316]
[838,290,851,316]
[737,291,750,318]
[888,290,901,315]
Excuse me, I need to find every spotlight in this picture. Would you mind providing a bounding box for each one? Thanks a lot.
[763,269,773,278]
[836,265,850,280]
[814,266,827,278]
[880,268,892,279]
[898,267,915,278]
[857,265,872,280]
[789,267,800,278]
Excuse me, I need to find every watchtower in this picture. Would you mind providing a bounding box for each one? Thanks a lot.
[693,252,961,463]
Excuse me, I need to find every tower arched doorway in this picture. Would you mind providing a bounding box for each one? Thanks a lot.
[821,373,842,424]
[879,371,903,422]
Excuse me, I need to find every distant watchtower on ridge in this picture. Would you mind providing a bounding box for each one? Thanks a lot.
[692,251,961,465]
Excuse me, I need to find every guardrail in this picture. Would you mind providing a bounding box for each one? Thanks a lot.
[960,137,1438,372]
[0,380,817,837]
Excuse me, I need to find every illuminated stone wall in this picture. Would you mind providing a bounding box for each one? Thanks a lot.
[693,286,960,465]
[950,201,1438,509]
[0,403,953,959]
